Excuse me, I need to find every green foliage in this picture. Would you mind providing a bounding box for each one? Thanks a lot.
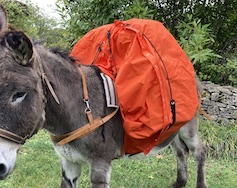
[225,57,237,86]
[123,0,155,20]
[176,15,221,81]
[56,0,128,46]
[197,0,237,55]
[177,15,221,66]
[0,0,28,29]
[199,119,237,160]
[210,57,237,86]
[149,0,237,56]
[56,0,155,46]
[176,16,237,86]
[0,0,69,49]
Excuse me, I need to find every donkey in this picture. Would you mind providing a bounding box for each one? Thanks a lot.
[0,5,207,188]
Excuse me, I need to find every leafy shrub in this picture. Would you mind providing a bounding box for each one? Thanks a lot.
[197,54,237,87]
[212,57,237,86]
[176,15,237,86]
[123,0,155,19]
[176,15,220,78]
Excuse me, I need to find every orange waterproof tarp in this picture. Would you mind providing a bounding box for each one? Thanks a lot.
[70,19,198,154]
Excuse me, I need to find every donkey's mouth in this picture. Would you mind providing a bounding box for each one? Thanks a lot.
[0,138,21,180]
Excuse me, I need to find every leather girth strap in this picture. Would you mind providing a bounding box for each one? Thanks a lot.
[50,67,119,146]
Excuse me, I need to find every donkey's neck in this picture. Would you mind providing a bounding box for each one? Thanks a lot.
[35,45,106,136]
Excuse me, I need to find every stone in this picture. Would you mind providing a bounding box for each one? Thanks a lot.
[211,93,219,101]
[220,88,233,95]
[200,81,236,125]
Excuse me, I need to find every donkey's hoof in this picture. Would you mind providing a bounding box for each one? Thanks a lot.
[172,181,186,188]
[196,184,207,188]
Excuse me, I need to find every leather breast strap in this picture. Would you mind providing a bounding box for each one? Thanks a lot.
[50,67,119,146]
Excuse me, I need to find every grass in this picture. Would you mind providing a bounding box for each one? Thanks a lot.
[199,119,237,159]
[0,120,236,188]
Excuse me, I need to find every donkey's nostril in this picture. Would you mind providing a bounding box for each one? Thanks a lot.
[0,163,8,177]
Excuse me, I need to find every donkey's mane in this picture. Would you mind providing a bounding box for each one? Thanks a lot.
[49,47,73,63]
[49,46,104,78]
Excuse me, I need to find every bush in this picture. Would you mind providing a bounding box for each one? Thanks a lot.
[219,57,237,86]
[176,15,220,77]
[176,15,237,86]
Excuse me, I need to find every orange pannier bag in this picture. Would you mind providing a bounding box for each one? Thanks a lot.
[70,19,198,154]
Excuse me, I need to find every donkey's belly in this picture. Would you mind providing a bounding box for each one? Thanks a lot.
[123,133,177,159]
[53,144,88,164]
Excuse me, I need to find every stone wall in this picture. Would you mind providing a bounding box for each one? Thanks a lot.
[200,81,237,125]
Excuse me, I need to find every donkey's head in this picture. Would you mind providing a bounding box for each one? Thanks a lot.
[0,5,45,179]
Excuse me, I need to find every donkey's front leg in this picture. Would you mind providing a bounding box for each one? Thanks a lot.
[89,159,112,188]
[60,157,82,188]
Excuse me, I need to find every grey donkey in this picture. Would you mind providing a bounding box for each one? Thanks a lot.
[0,5,207,188]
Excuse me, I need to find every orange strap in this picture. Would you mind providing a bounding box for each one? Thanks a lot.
[197,90,211,121]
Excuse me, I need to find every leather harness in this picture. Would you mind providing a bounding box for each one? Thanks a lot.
[50,67,119,146]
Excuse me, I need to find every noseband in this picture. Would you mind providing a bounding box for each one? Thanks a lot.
[0,128,26,144]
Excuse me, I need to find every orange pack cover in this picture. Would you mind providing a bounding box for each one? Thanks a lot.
[70,19,198,154]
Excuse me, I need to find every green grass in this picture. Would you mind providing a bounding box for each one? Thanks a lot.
[199,119,237,159]
[0,121,236,188]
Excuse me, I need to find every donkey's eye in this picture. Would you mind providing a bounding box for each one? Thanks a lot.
[12,92,27,104]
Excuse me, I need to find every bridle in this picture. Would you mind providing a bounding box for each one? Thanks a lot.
[0,129,27,144]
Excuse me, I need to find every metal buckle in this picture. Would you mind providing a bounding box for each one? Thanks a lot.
[84,99,91,113]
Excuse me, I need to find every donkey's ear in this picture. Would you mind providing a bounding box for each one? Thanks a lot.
[0,5,8,32]
[5,31,33,65]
